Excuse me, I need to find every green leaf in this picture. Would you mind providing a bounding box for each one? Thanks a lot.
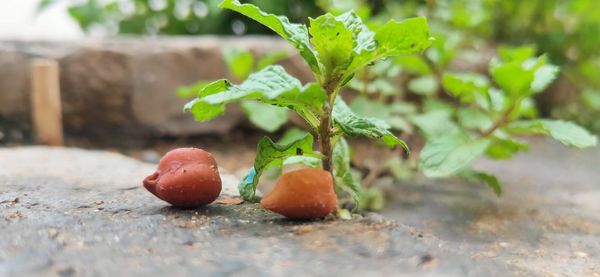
[408,75,438,96]
[283,156,321,168]
[349,96,391,119]
[457,108,493,131]
[184,65,326,129]
[238,133,322,201]
[420,133,491,178]
[373,17,432,56]
[256,50,288,70]
[240,101,288,132]
[442,73,489,104]
[490,61,534,98]
[219,0,321,76]
[410,110,458,139]
[278,128,308,145]
[507,120,598,148]
[386,157,415,180]
[485,137,529,160]
[333,97,409,152]
[309,13,355,73]
[498,45,536,63]
[332,138,360,204]
[531,64,560,93]
[177,81,209,99]
[394,55,431,75]
[346,17,432,75]
[358,187,385,211]
[461,170,502,196]
[222,48,254,80]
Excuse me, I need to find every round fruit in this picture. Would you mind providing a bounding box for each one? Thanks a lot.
[260,168,337,219]
[143,147,221,208]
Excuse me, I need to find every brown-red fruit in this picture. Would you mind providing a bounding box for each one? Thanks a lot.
[260,168,337,219]
[143,147,221,208]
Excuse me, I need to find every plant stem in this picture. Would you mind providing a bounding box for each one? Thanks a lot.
[319,77,341,172]
[480,101,518,137]
[319,103,333,171]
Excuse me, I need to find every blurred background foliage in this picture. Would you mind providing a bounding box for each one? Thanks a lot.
[38,0,600,131]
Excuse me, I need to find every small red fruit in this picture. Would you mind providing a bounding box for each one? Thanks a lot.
[260,168,337,219]
[143,148,221,208]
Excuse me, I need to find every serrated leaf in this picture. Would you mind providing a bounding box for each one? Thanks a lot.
[238,134,323,201]
[506,120,598,148]
[309,13,355,73]
[346,17,432,75]
[420,133,491,178]
[219,0,321,75]
[184,65,326,128]
[222,48,254,80]
[240,101,288,132]
[333,97,409,152]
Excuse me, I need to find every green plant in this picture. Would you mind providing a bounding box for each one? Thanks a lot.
[179,48,290,132]
[184,0,432,204]
[418,45,597,194]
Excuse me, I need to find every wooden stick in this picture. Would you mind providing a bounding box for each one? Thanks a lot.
[31,59,64,146]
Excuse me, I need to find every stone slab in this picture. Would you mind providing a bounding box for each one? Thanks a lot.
[0,140,599,276]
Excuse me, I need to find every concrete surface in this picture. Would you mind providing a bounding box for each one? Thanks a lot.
[0,139,599,276]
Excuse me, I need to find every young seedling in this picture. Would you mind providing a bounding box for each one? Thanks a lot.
[184,0,432,203]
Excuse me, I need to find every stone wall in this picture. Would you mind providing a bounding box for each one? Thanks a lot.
[0,36,313,139]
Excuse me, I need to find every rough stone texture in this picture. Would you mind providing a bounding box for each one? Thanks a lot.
[1,139,600,276]
[0,37,312,138]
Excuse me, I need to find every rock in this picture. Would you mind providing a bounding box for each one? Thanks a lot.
[1,142,600,276]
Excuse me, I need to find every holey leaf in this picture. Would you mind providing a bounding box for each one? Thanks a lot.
[332,97,409,153]
[420,133,491,178]
[238,133,323,201]
[184,65,326,128]
[219,0,321,76]
[507,120,598,148]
